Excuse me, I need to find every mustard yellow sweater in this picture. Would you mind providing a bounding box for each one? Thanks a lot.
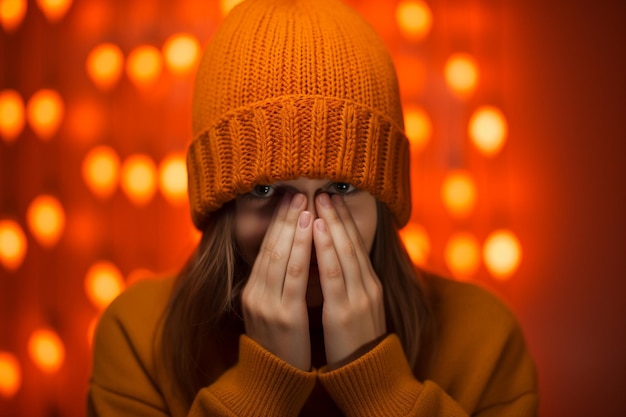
[88,275,538,416]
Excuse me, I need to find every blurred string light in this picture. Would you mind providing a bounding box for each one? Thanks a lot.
[84,261,125,310]
[444,232,480,280]
[219,0,245,17]
[26,195,65,248]
[0,0,27,32]
[162,33,200,76]
[0,89,25,143]
[444,53,479,97]
[86,43,124,91]
[82,146,120,199]
[396,0,433,42]
[0,219,27,270]
[0,352,21,398]
[159,153,187,205]
[26,89,64,141]
[36,0,72,23]
[484,229,522,280]
[27,328,65,373]
[399,223,431,266]
[441,170,477,219]
[403,106,432,152]
[121,154,157,206]
[469,105,508,156]
[126,45,162,89]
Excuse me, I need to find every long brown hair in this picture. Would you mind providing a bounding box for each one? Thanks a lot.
[161,200,432,408]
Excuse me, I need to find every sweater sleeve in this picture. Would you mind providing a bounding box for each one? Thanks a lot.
[188,335,316,417]
[318,332,538,417]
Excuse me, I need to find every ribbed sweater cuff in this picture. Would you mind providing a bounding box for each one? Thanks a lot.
[318,334,423,417]
[206,335,316,416]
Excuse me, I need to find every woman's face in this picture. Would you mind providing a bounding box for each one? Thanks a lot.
[235,177,378,307]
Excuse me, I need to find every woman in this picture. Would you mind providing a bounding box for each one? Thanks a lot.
[88,0,538,415]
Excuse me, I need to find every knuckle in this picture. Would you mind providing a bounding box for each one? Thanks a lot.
[325,264,343,279]
[286,262,305,277]
[342,241,357,258]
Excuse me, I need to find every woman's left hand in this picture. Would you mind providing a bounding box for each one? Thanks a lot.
[313,193,387,369]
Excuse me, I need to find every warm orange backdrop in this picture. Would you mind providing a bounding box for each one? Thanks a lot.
[0,1,624,416]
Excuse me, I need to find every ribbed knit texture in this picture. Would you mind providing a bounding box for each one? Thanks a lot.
[188,0,411,228]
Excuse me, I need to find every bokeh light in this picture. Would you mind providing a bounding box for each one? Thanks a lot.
[0,89,25,143]
[121,154,158,206]
[444,232,480,280]
[441,170,477,219]
[399,223,431,266]
[163,33,200,75]
[26,89,64,141]
[404,106,432,151]
[82,146,120,199]
[469,105,508,156]
[86,43,124,91]
[126,45,162,88]
[444,53,479,97]
[219,0,245,17]
[0,0,27,32]
[484,229,522,280]
[0,352,21,398]
[84,261,125,310]
[36,0,73,23]
[0,220,27,271]
[396,1,433,42]
[159,153,187,205]
[26,195,66,248]
[27,328,65,373]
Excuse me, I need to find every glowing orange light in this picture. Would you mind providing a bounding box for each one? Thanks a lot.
[126,45,162,88]
[121,154,157,206]
[86,43,124,91]
[163,33,200,76]
[36,0,72,22]
[0,220,27,271]
[441,170,477,219]
[444,53,479,97]
[219,0,244,16]
[84,261,125,310]
[444,232,480,280]
[399,223,431,266]
[404,106,432,151]
[0,0,27,32]
[469,106,508,157]
[0,89,25,143]
[27,328,65,373]
[82,146,120,199]
[159,153,187,205]
[483,229,522,280]
[26,195,65,248]
[396,1,433,42]
[0,352,21,398]
[26,89,64,141]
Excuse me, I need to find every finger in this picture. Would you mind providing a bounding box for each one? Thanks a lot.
[313,217,348,304]
[282,210,313,303]
[330,194,380,294]
[315,193,364,298]
[263,193,307,298]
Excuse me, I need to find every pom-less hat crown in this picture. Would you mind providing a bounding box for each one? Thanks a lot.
[188,0,411,229]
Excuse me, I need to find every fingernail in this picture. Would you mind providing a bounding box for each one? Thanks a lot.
[315,218,327,232]
[291,193,305,209]
[299,211,312,228]
[317,193,331,208]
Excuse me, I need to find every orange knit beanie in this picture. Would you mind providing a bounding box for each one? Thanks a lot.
[188,0,411,229]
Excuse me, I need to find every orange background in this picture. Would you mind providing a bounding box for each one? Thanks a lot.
[1,0,625,416]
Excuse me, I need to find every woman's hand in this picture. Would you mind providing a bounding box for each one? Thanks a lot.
[241,193,313,371]
[313,193,386,369]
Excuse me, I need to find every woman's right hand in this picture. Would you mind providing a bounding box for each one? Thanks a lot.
[241,193,313,371]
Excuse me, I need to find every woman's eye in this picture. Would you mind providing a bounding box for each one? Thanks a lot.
[249,185,276,198]
[330,183,356,194]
